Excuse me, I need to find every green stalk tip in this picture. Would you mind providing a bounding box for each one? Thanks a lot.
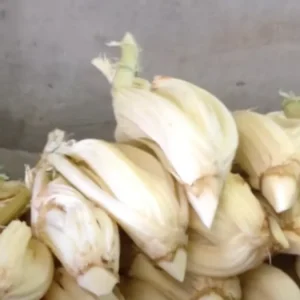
[112,32,140,91]
[121,32,137,46]
[280,91,300,119]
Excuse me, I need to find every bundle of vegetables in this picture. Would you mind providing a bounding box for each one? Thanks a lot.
[2,32,300,300]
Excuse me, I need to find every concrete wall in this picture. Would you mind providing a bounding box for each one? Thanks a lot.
[1,0,300,152]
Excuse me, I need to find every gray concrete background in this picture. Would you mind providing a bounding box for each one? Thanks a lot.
[0,148,37,179]
[1,0,300,153]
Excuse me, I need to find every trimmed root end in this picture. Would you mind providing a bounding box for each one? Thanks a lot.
[261,165,299,213]
[186,176,222,228]
[77,267,118,297]
[157,247,187,282]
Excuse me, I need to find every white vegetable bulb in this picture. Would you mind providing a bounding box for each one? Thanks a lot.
[92,32,238,227]
[234,110,300,213]
[44,134,188,281]
[241,264,300,300]
[29,166,120,297]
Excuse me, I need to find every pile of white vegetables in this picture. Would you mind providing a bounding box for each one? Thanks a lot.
[2,32,300,300]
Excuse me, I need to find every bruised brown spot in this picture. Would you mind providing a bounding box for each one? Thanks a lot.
[154,75,171,81]
[263,160,300,179]
[78,258,117,276]
[78,263,96,275]
[187,175,219,197]
[155,251,175,262]
[151,75,172,89]
[46,203,66,213]
[191,287,231,300]
[153,245,187,263]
